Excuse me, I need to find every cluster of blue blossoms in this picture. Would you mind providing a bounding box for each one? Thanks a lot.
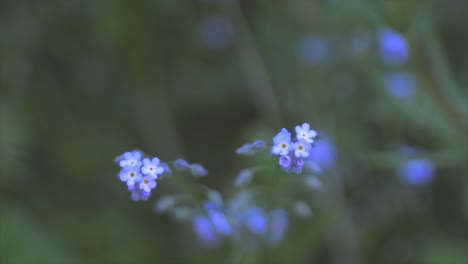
[192,201,289,248]
[116,151,168,201]
[271,123,318,174]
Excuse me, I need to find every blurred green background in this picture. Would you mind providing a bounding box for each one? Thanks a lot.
[1,0,468,263]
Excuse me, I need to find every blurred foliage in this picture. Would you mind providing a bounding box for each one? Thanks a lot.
[1,0,468,263]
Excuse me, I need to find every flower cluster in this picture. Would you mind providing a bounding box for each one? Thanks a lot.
[271,123,317,174]
[116,151,169,201]
[191,200,290,248]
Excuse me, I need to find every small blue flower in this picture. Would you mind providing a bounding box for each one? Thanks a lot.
[190,163,208,177]
[294,139,312,158]
[234,169,254,187]
[268,209,289,246]
[118,151,143,168]
[309,137,336,170]
[193,215,220,247]
[378,27,409,67]
[242,206,268,236]
[139,176,157,194]
[236,140,267,156]
[398,158,435,187]
[174,159,190,171]
[383,72,416,100]
[295,123,317,144]
[141,158,165,179]
[204,202,232,236]
[119,165,142,191]
[271,128,293,156]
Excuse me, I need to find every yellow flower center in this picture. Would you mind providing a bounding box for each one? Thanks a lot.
[282,143,286,148]
[130,172,135,178]
[144,179,149,184]
[299,146,304,150]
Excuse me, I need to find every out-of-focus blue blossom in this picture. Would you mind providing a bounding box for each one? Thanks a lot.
[378,27,410,67]
[294,139,312,158]
[119,165,142,191]
[199,15,235,51]
[141,157,165,179]
[383,72,416,100]
[205,202,232,236]
[207,190,224,206]
[308,137,337,170]
[241,206,268,236]
[296,34,330,65]
[236,140,266,156]
[193,215,220,247]
[268,209,289,246]
[304,175,323,190]
[118,151,142,168]
[271,128,293,156]
[295,123,317,144]
[189,163,208,177]
[293,201,312,218]
[398,158,435,187]
[174,159,190,171]
[234,169,254,187]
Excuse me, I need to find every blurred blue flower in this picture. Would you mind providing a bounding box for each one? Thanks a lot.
[271,128,293,156]
[241,206,268,236]
[383,72,416,100]
[190,163,208,177]
[268,209,289,246]
[139,176,157,194]
[236,140,267,156]
[309,137,337,170]
[174,159,190,171]
[398,159,435,187]
[118,151,142,168]
[293,201,312,218]
[296,35,330,65]
[199,15,235,50]
[234,169,254,187]
[193,215,220,247]
[378,27,409,66]
[204,202,232,236]
[141,157,165,179]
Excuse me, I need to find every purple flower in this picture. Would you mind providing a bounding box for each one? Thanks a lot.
[193,216,220,247]
[278,155,292,170]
